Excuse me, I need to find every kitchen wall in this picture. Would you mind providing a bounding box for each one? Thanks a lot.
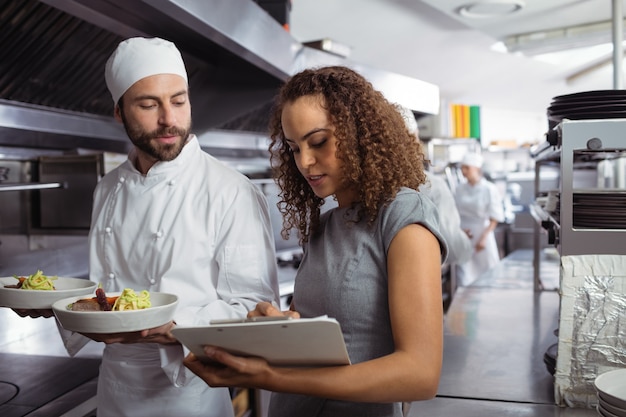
[419,102,549,148]
[480,107,548,147]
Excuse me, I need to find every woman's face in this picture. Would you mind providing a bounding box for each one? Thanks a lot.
[461,164,481,184]
[281,95,358,207]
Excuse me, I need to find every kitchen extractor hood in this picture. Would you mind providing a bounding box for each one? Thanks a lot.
[0,0,439,154]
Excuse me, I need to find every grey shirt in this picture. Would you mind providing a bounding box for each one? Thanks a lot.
[268,187,447,417]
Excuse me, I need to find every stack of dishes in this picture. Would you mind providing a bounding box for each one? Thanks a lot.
[573,191,626,229]
[595,369,626,417]
[547,90,626,127]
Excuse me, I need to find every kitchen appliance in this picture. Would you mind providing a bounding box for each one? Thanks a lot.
[0,0,439,155]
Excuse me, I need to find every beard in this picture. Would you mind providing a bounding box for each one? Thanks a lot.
[121,113,191,162]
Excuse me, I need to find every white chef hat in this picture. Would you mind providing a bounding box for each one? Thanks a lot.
[105,37,188,105]
[461,152,483,168]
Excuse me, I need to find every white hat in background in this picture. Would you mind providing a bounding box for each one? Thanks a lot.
[105,37,188,105]
[461,152,483,168]
[399,106,419,136]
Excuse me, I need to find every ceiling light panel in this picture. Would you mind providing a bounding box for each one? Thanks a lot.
[457,1,525,18]
[420,0,611,39]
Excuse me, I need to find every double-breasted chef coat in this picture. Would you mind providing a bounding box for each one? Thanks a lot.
[454,176,504,286]
[60,135,279,417]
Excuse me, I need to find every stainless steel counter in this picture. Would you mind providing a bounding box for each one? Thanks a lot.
[406,249,598,417]
[0,307,103,416]
[407,396,597,416]
[0,237,89,279]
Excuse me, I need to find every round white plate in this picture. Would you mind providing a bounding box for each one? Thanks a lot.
[596,369,626,410]
[599,397,626,417]
[52,291,178,333]
[598,403,622,417]
[0,276,97,309]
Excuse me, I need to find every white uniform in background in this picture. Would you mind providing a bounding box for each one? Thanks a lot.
[399,106,472,266]
[61,136,279,417]
[420,172,472,265]
[454,176,504,286]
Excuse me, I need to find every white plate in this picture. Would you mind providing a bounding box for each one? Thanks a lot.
[599,397,626,417]
[0,276,97,309]
[52,292,178,333]
[596,369,626,410]
[598,403,622,417]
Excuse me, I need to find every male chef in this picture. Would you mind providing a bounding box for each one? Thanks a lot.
[63,37,279,417]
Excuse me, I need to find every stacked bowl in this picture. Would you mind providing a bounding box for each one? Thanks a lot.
[547,90,626,128]
[595,369,626,417]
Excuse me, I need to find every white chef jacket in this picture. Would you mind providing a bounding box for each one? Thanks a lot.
[420,172,472,265]
[454,177,504,286]
[62,135,279,417]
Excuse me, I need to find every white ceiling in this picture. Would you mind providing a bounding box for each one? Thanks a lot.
[289,0,624,114]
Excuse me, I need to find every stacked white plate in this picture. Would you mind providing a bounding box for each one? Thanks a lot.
[595,369,626,417]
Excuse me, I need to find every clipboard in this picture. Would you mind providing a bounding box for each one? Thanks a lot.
[172,316,351,367]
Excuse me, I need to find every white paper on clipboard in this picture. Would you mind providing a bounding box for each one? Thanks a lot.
[172,316,351,367]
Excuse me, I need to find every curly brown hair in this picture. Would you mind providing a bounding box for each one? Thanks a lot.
[268,65,427,244]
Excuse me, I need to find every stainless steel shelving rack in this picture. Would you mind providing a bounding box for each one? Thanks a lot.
[531,118,626,290]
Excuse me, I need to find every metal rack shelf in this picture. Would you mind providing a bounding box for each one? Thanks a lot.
[0,182,64,192]
[532,118,626,289]
[529,203,559,230]
[559,119,626,256]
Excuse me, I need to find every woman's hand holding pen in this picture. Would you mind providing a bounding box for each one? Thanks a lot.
[246,301,300,320]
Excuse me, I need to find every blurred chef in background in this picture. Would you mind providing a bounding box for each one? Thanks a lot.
[402,108,472,267]
[454,152,504,286]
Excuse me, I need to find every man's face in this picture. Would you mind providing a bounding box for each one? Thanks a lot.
[116,74,191,169]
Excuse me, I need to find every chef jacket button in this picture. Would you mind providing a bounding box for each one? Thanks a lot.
[119,177,125,183]
[108,273,115,279]
[156,231,163,238]
[149,278,156,285]
[105,227,112,234]
[168,180,176,186]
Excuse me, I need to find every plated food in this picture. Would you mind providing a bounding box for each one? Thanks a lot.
[4,270,57,290]
[0,274,97,309]
[52,291,178,333]
[70,287,152,311]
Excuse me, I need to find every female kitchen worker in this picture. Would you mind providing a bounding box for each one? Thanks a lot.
[184,65,448,417]
[454,152,505,286]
